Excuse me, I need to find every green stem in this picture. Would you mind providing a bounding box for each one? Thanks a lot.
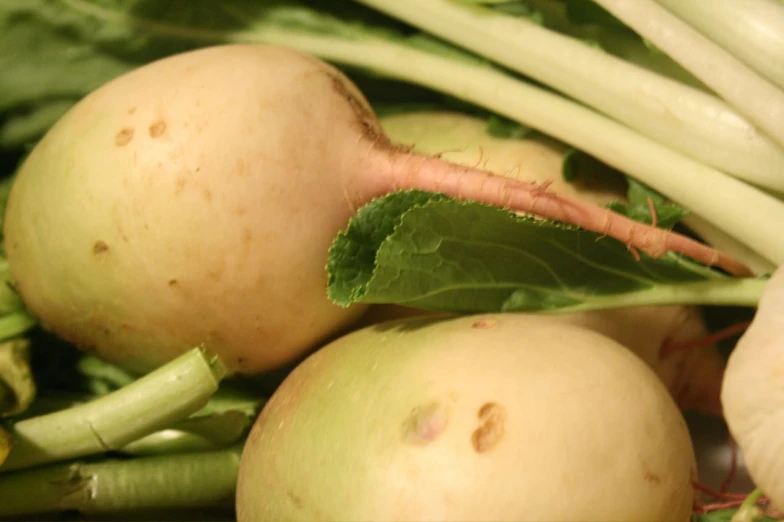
[529,278,769,314]
[0,447,241,517]
[0,347,227,471]
[77,354,138,395]
[592,0,784,149]
[655,0,784,90]
[122,410,254,456]
[0,313,36,343]
[731,488,765,522]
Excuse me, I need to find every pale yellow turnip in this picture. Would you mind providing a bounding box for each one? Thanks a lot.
[3,45,747,376]
[235,313,698,521]
[722,264,784,509]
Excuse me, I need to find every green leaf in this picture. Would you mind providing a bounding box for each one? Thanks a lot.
[561,0,629,31]
[561,147,581,182]
[607,178,690,229]
[485,114,533,139]
[0,0,490,148]
[327,190,761,313]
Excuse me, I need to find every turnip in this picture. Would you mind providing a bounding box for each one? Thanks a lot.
[235,312,698,521]
[721,264,784,509]
[3,44,750,376]
[369,111,727,415]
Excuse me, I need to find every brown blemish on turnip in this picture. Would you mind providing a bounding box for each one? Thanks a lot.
[174,177,187,195]
[401,401,449,446]
[93,240,109,255]
[168,279,178,287]
[472,402,506,453]
[115,128,134,146]
[149,120,166,138]
[641,461,662,484]
[286,491,304,509]
[472,319,497,329]
[326,72,406,154]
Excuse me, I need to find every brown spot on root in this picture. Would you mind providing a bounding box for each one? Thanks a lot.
[93,241,109,255]
[168,279,178,287]
[472,319,496,329]
[148,120,166,138]
[472,402,506,453]
[115,128,134,146]
[127,107,136,115]
[401,401,449,446]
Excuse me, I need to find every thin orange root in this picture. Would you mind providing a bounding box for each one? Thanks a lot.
[373,150,756,277]
[660,320,752,358]
[647,196,658,228]
[693,481,748,501]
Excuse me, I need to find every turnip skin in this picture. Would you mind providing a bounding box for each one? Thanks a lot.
[235,313,697,522]
[722,265,784,509]
[3,45,375,374]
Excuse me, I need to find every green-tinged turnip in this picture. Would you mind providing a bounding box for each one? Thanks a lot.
[235,313,697,521]
[369,111,727,415]
[722,265,784,509]
[359,303,725,415]
[3,44,749,375]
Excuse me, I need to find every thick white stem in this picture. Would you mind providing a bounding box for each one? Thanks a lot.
[682,215,777,277]
[656,0,784,90]
[354,0,784,193]
[593,0,784,149]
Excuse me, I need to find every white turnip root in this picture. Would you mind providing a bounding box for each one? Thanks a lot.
[3,44,749,376]
[722,265,784,509]
[235,313,698,521]
[369,111,727,415]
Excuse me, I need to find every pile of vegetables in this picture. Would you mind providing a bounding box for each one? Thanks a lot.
[1,0,784,520]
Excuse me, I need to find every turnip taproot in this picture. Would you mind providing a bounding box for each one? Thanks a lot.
[722,265,784,509]
[3,44,749,375]
[378,110,628,206]
[368,111,727,415]
[235,313,698,521]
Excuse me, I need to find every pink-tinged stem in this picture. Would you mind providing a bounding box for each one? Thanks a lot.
[362,149,754,277]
